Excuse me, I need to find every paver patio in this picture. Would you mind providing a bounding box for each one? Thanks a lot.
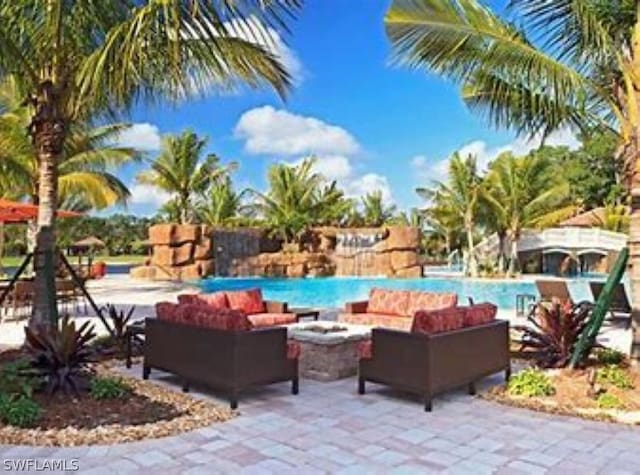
[3,364,640,474]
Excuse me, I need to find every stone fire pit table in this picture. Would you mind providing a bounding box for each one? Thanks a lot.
[286,321,371,382]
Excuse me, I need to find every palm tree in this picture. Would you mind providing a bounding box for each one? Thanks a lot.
[0,77,140,252]
[597,204,630,234]
[0,1,298,327]
[418,153,483,276]
[384,0,640,353]
[137,131,237,224]
[253,158,353,244]
[196,177,250,227]
[361,191,397,227]
[484,152,577,276]
[422,202,462,260]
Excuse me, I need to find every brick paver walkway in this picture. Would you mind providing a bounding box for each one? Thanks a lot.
[2,366,640,474]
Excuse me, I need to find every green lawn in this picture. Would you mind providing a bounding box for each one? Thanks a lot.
[1,254,147,267]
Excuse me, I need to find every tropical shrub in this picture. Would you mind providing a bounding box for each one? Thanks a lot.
[596,348,626,366]
[101,304,135,354]
[507,368,555,397]
[596,393,625,410]
[0,394,41,428]
[24,315,96,394]
[598,366,634,390]
[90,377,130,400]
[0,359,39,398]
[514,301,591,368]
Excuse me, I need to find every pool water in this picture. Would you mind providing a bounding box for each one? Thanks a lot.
[199,276,603,310]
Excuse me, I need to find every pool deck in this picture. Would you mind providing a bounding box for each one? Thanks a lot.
[0,275,631,353]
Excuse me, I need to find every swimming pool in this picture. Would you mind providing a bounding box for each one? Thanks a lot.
[199,276,603,309]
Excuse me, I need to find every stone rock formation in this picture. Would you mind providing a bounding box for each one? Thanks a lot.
[130,224,214,280]
[132,224,422,280]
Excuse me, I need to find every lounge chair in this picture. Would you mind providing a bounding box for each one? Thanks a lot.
[535,280,571,303]
[589,282,632,329]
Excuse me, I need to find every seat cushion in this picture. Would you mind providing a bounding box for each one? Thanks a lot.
[367,288,410,316]
[411,307,465,335]
[226,288,265,314]
[463,303,497,327]
[178,292,229,309]
[338,312,413,331]
[247,312,297,328]
[406,291,458,316]
[357,340,373,360]
[287,341,301,360]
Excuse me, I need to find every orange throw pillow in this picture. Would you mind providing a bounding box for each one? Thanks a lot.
[367,288,410,316]
[226,288,265,314]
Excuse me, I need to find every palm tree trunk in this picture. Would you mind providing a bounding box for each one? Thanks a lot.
[466,224,477,277]
[29,81,66,329]
[508,237,519,277]
[497,231,506,273]
[627,136,640,358]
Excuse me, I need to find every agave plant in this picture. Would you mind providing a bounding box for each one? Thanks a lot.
[514,301,592,369]
[101,304,135,355]
[24,315,96,394]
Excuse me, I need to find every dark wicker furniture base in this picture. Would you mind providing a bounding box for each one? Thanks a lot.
[143,318,298,409]
[358,320,510,411]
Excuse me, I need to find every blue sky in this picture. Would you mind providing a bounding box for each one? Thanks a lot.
[114,0,578,217]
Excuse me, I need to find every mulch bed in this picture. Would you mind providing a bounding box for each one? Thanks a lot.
[482,366,640,425]
[0,366,235,446]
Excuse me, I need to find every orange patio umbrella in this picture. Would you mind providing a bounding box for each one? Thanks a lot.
[0,198,81,223]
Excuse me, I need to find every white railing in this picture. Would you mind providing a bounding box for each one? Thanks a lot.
[475,227,627,256]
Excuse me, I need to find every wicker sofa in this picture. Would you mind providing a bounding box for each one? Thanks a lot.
[338,288,458,331]
[357,303,510,411]
[177,288,297,328]
[145,302,300,409]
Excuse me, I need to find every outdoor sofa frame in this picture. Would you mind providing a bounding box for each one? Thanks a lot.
[143,318,298,409]
[358,320,510,411]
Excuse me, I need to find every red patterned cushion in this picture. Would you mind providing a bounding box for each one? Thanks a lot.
[247,313,297,328]
[191,307,251,331]
[287,341,301,360]
[178,292,229,309]
[463,303,497,327]
[406,291,458,315]
[156,302,180,321]
[411,307,465,335]
[357,340,373,360]
[367,288,410,316]
[226,289,265,314]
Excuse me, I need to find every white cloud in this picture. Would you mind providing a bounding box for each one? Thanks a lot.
[292,155,353,181]
[223,17,303,83]
[411,127,581,183]
[129,184,171,207]
[344,173,393,204]
[235,106,361,156]
[115,123,162,151]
